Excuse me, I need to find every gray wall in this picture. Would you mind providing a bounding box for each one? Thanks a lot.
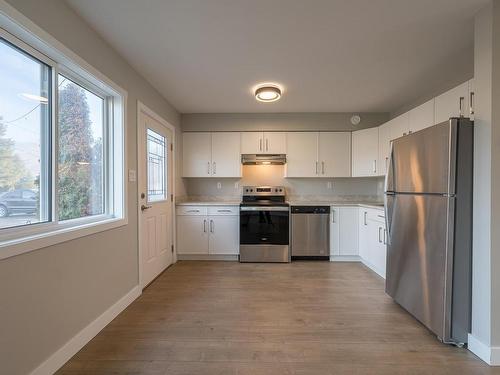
[181,112,389,132]
[490,0,500,348]
[472,3,492,348]
[0,1,184,374]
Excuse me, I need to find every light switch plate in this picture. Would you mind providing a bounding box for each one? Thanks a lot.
[128,169,136,182]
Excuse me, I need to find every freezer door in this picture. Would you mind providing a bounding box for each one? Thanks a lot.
[385,193,455,342]
[392,121,455,194]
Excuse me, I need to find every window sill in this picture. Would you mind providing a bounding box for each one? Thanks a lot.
[0,217,128,261]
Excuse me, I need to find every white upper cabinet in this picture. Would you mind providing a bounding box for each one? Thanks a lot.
[408,99,435,133]
[352,127,379,177]
[183,132,241,177]
[434,81,470,124]
[182,132,212,177]
[378,121,393,176]
[241,132,263,154]
[286,132,351,178]
[211,132,241,177]
[264,132,286,154]
[318,132,351,177]
[286,132,318,177]
[241,132,286,154]
[390,112,410,139]
[468,79,475,119]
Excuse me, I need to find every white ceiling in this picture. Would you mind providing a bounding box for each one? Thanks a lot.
[65,0,487,113]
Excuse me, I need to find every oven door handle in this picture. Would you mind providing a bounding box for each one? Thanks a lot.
[240,206,289,212]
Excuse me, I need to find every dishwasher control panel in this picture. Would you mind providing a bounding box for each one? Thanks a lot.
[291,206,330,214]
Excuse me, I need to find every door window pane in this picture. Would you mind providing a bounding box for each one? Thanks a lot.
[147,129,166,202]
[0,38,51,229]
[58,74,104,220]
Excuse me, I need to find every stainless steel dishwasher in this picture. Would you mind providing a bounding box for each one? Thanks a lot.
[291,206,330,260]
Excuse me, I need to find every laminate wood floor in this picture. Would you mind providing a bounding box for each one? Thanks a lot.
[57,261,499,375]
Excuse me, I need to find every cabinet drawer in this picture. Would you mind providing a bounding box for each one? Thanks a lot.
[177,206,208,216]
[207,206,239,216]
[360,208,385,224]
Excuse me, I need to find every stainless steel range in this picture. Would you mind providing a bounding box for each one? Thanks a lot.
[239,186,290,263]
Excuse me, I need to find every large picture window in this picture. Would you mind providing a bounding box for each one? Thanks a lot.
[0,38,51,229]
[58,74,104,221]
[0,28,125,254]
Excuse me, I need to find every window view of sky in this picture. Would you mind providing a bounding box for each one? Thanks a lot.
[0,38,105,227]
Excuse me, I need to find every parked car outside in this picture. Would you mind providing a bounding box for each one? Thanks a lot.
[0,189,38,217]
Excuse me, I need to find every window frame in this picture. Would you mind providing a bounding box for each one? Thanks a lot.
[0,22,127,260]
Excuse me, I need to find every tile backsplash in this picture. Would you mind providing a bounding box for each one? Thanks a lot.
[183,165,384,201]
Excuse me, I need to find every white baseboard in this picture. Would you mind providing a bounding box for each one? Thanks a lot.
[330,255,361,262]
[468,334,500,366]
[177,254,239,261]
[360,258,386,279]
[30,286,141,375]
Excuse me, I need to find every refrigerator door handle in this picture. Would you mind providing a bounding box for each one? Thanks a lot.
[384,142,395,244]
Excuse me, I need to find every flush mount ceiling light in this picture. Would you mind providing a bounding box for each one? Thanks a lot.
[254,84,282,103]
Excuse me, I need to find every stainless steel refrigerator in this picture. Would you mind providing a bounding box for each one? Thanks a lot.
[384,118,473,345]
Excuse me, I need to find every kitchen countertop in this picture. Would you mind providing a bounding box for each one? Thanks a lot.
[287,201,384,210]
[176,198,383,210]
[176,200,241,206]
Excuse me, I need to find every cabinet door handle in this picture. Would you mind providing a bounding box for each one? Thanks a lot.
[459,96,465,117]
[383,229,387,245]
[364,211,367,226]
[331,210,335,223]
[203,219,207,232]
[385,157,388,172]
[378,227,382,243]
[321,161,325,174]
[210,219,214,233]
[470,91,475,115]
[266,138,269,151]
[207,161,210,175]
[315,161,319,174]
[259,138,262,151]
[373,160,377,174]
[187,209,200,213]
[213,161,216,175]
[217,209,232,213]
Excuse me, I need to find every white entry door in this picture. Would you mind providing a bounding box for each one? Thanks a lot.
[138,108,173,288]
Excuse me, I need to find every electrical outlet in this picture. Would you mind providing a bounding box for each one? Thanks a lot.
[128,169,136,182]
[217,182,222,190]
[327,181,333,189]
[234,182,239,189]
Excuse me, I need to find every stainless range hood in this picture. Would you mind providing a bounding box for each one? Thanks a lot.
[241,154,286,165]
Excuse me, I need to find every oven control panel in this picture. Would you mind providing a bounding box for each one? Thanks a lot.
[243,186,285,196]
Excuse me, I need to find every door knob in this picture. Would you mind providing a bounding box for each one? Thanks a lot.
[141,204,152,211]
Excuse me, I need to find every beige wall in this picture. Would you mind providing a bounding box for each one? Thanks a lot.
[0,1,184,374]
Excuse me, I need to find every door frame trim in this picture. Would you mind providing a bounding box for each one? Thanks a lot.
[137,101,176,289]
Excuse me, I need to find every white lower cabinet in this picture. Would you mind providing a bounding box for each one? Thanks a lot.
[358,207,387,278]
[330,206,359,258]
[208,216,239,255]
[177,206,239,255]
[176,215,209,254]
